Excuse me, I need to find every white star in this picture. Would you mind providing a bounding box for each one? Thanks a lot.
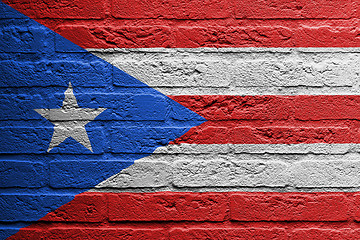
[34,82,106,152]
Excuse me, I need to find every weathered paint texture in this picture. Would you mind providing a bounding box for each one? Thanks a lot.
[4,0,360,239]
[5,0,360,48]
[0,2,203,239]
[8,192,360,239]
[91,48,360,95]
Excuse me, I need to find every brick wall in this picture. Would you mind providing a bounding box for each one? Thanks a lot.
[3,0,360,239]
[5,0,360,48]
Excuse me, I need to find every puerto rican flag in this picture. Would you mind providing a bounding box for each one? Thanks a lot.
[2,0,360,239]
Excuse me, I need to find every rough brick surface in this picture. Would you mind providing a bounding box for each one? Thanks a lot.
[234,0,356,19]
[230,193,351,221]
[5,1,360,239]
[108,192,227,221]
[92,48,360,95]
[8,192,360,239]
[173,160,288,187]
[6,0,360,48]
[8,228,168,240]
[291,229,354,240]
[41,193,107,222]
[112,0,230,19]
[170,228,288,240]
[0,161,46,188]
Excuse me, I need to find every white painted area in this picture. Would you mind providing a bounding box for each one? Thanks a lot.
[34,82,106,152]
[84,48,360,192]
[88,48,360,95]
[91,144,360,192]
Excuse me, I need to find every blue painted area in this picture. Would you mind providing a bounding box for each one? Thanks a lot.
[0,2,206,239]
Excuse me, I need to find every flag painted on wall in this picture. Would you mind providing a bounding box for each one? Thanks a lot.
[3,0,360,239]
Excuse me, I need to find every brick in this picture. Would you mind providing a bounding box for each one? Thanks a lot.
[91,49,360,95]
[50,160,132,188]
[112,60,231,88]
[230,193,350,221]
[0,127,105,154]
[5,228,44,240]
[95,161,171,188]
[108,192,227,221]
[175,26,295,48]
[0,94,46,120]
[231,143,353,155]
[290,158,360,188]
[0,23,54,53]
[112,0,230,19]
[109,127,190,153]
[175,26,360,48]
[292,229,354,240]
[173,126,230,144]
[0,1,30,19]
[231,60,356,88]
[293,95,360,120]
[33,0,105,19]
[112,66,148,87]
[0,127,53,154]
[0,60,111,87]
[55,34,87,52]
[0,195,74,222]
[74,94,167,121]
[0,161,46,188]
[170,228,288,240]
[55,25,174,49]
[173,160,288,187]
[170,95,292,120]
[297,26,360,47]
[351,193,360,221]
[154,144,231,154]
[247,127,355,144]
[0,229,19,240]
[22,24,360,48]
[41,193,107,222]
[173,123,357,144]
[234,0,355,19]
[9,228,167,240]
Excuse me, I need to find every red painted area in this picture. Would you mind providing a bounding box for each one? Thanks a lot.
[170,228,289,240]
[107,192,227,221]
[4,0,105,19]
[170,95,360,144]
[230,193,350,221]
[8,192,360,239]
[40,193,107,223]
[112,0,230,19]
[234,0,356,19]
[4,1,360,48]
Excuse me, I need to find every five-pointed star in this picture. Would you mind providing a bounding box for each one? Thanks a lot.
[34,82,106,152]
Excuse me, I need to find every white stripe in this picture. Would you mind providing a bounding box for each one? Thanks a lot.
[90,144,360,192]
[89,48,360,96]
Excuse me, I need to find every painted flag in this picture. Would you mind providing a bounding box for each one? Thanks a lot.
[3,0,360,239]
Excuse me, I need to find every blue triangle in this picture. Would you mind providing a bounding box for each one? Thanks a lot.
[0,2,206,238]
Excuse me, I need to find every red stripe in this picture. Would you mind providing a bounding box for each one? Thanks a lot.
[170,95,360,144]
[8,192,360,239]
[4,1,360,48]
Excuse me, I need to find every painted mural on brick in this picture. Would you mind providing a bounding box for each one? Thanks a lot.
[2,0,360,239]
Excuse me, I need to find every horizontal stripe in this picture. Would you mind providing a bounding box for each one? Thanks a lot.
[5,0,358,20]
[171,95,360,144]
[5,1,360,48]
[6,227,360,240]
[42,24,360,48]
[90,144,360,192]
[171,95,360,121]
[90,48,360,95]
[7,191,360,239]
